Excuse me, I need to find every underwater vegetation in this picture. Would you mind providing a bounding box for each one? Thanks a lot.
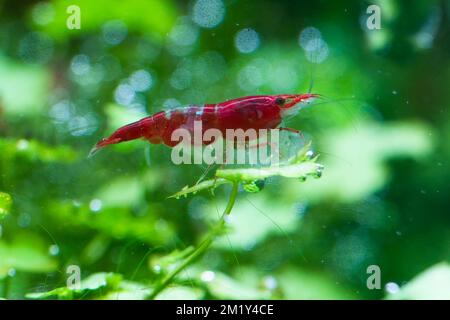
[0,0,449,300]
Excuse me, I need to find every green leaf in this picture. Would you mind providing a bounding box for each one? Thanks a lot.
[203,272,272,299]
[168,178,229,199]
[242,180,265,193]
[0,138,77,163]
[169,143,323,198]
[102,280,152,300]
[37,0,177,40]
[278,267,356,299]
[386,262,450,300]
[0,192,12,220]
[0,55,50,117]
[46,200,175,245]
[283,121,433,203]
[216,161,322,182]
[97,103,148,154]
[171,268,272,299]
[216,143,322,182]
[209,194,300,250]
[155,286,203,300]
[95,176,144,208]
[27,272,123,300]
[105,103,147,133]
[149,247,195,275]
[0,235,58,277]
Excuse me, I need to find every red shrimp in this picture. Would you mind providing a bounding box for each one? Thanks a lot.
[89,94,319,156]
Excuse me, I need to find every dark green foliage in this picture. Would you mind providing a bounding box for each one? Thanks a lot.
[0,0,449,300]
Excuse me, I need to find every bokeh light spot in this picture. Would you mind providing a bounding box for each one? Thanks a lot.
[32,2,55,26]
[170,67,192,90]
[114,83,135,106]
[192,0,225,28]
[299,26,322,50]
[129,70,153,92]
[234,28,260,54]
[299,27,329,64]
[70,54,91,76]
[19,32,54,64]
[102,20,128,46]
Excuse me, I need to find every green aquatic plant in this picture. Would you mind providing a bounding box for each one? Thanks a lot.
[0,192,12,221]
[148,144,323,299]
[24,144,323,300]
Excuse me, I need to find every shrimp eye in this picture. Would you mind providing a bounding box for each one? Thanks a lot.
[275,97,285,106]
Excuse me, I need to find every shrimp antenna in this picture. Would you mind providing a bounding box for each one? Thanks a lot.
[306,36,320,94]
[312,94,362,132]
[308,60,316,93]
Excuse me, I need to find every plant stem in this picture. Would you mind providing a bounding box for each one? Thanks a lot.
[1,275,10,299]
[147,182,239,300]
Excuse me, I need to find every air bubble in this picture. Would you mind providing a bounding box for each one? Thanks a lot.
[89,199,102,212]
[314,164,324,178]
[385,282,400,294]
[49,244,60,256]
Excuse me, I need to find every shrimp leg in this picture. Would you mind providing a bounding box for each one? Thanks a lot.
[195,162,218,185]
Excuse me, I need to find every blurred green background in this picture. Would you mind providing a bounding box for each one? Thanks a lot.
[0,0,449,299]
